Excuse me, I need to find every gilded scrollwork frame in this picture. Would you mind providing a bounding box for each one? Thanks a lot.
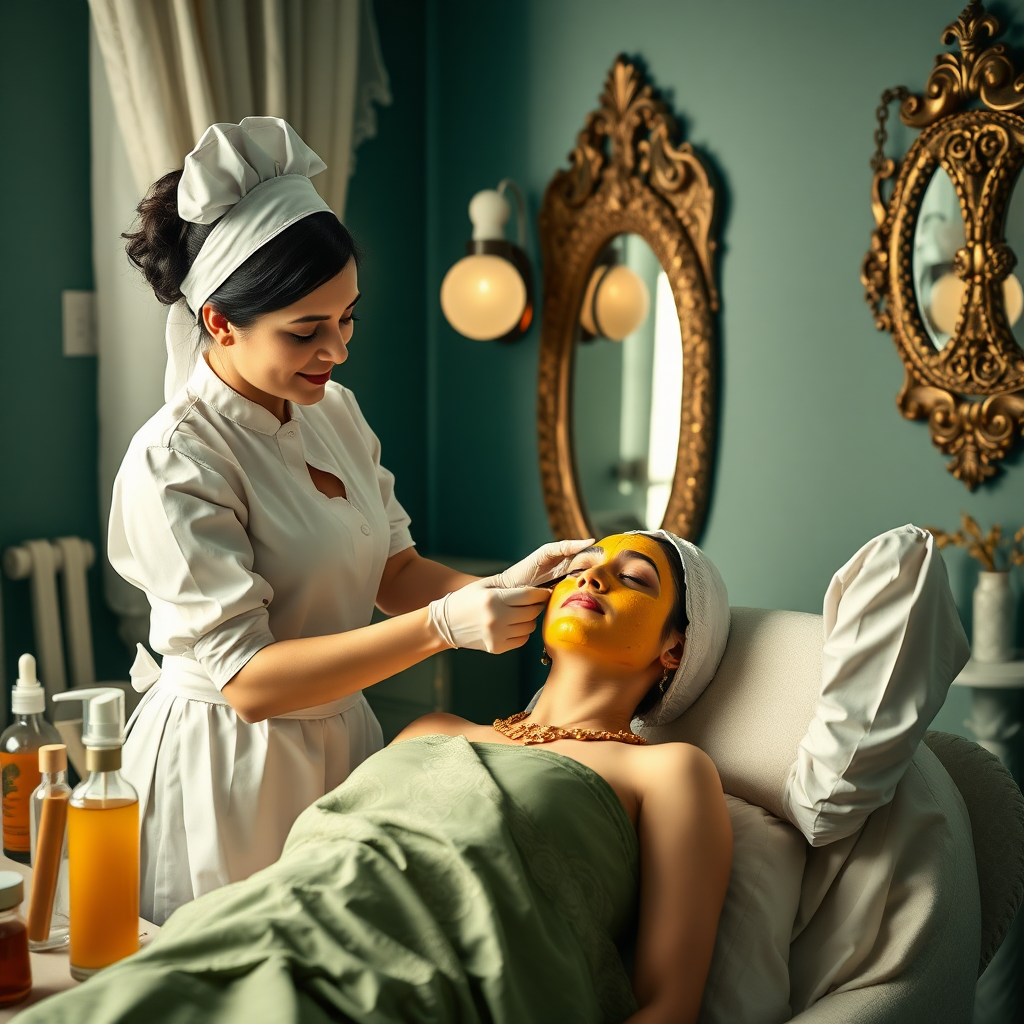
[862,0,1024,489]
[537,57,720,539]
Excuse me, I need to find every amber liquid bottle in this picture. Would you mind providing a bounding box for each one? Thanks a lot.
[52,688,139,981]
[1,656,60,863]
[67,767,139,978]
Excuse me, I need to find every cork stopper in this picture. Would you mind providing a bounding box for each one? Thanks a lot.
[38,744,67,773]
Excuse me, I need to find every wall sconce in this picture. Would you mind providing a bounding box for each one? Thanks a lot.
[927,271,1024,335]
[579,254,650,342]
[440,180,533,342]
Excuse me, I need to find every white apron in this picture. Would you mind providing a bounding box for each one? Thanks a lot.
[124,653,382,925]
[109,356,413,924]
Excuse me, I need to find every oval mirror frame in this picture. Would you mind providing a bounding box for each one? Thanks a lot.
[862,1,1024,489]
[537,56,721,540]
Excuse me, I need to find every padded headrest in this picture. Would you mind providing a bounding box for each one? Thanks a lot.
[640,606,823,820]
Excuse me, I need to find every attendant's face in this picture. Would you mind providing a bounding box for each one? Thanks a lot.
[201,260,360,416]
[543,533,679,672]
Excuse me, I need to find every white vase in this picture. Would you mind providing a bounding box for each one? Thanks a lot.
[973,571,1015,663]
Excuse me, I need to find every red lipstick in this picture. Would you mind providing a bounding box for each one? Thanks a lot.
[299,370,332,386]
[561,592,604,613]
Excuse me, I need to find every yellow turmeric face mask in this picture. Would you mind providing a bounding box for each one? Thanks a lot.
[542,534,677,670]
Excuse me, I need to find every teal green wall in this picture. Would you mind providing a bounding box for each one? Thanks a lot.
[340,0,428,533]
[426,0,1024,731]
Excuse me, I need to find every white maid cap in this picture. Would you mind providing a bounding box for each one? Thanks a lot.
[164,116,335,401]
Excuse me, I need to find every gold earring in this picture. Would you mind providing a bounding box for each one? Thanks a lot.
[540,648,551,667]
[658,667,671,693]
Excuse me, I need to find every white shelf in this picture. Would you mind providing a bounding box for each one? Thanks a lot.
[951,658,1024,690]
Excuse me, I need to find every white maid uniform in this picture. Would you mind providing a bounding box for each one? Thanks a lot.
[108,354,412,924]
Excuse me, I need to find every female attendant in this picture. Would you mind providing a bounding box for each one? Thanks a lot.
[111,117,587,923]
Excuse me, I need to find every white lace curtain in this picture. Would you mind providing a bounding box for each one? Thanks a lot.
[88,0,391,644]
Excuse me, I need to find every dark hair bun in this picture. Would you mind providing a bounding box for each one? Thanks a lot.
[123,170,210,306]
[124,171,356,321]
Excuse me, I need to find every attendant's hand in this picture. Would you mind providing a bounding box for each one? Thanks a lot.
[490,538,595,589]
[428,579,550,654]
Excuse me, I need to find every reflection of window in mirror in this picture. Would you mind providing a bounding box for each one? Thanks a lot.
[645,272,683,528]
[913,170,965,350]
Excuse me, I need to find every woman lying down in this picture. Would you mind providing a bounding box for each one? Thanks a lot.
[22,531,733,1024]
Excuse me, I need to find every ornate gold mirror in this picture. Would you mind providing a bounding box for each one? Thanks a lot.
[537,57,720,539]
[863,0,1024,489]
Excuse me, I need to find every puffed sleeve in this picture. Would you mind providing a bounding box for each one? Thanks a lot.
[345,393,415,558]
[108,445,276,689]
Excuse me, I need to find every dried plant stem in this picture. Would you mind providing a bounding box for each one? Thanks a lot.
[928,514,1024,572]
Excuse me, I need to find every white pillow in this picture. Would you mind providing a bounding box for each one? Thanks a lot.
[700,796,806,1024]
[640,607,824,822]
[782,525,970,846]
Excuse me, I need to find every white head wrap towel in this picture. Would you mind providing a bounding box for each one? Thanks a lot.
[631,530,730,728]
[526,530,731,728]
[163,116,334,400]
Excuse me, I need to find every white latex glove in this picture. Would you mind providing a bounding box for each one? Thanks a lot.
[490,538,596,589]
[428,579,550,654]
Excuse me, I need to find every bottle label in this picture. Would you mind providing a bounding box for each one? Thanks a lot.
[2,752,42,853]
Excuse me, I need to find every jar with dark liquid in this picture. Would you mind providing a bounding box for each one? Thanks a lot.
[0,870,31,1006]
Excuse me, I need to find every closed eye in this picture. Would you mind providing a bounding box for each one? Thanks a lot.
[566,562,596,575]
[290,314,361,341]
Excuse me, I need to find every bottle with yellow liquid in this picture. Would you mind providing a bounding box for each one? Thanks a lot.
[1,656,61,863]
[51,688,138,981]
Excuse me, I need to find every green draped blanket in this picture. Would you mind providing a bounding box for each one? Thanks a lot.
[21,735,640,1023]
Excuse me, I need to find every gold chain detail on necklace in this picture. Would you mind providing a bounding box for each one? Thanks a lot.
[492,711,648,746]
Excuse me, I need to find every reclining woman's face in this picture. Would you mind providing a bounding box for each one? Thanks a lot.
[543,533,677,672]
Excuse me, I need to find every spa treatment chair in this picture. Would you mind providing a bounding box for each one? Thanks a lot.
[655,604,1024,1024]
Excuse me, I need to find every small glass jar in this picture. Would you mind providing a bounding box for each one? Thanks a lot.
[0,871,32,1007]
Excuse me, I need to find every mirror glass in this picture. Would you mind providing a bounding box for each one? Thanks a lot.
[913,167,965,351]
[1005,174,1024,348]
[914,166,1024,349]
[572,233,682,534]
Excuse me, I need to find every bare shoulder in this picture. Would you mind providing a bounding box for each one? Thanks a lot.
[633,741,724,799]
[633,740,732,867]
[391,712,474,744]
[639,739,718,773]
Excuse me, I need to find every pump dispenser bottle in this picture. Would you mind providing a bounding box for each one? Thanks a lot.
[1,656,61,862]
[51,688,139,980]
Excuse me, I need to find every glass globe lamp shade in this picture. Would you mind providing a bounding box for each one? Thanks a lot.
[440,253,529,341]
[928,271,1024,335]
[579,264,651,341]
[441,182,533,343]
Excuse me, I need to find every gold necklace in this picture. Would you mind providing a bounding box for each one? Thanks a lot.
[492,711,648,746]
